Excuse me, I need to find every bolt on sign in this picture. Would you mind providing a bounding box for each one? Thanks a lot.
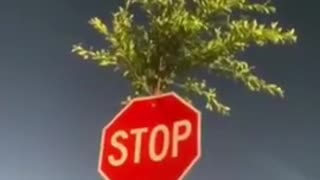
[98,92,202,180]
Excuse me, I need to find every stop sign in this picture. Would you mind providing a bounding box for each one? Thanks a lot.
[98,92,201,180]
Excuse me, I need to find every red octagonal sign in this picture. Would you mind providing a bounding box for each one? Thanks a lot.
[98,92,201,180]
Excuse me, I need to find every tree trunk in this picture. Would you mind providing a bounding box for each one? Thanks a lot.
[153,78,162,95]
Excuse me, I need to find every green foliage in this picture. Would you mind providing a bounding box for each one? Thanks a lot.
[72,0,297,116]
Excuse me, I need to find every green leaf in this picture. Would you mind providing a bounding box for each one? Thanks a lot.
[72,0,297,116]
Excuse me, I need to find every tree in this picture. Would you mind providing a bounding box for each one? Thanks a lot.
[72,0,297,116]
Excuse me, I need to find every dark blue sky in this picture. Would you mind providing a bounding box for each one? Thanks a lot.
[1,0,319,179]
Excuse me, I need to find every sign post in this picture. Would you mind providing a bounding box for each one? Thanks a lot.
[98,92,201,180]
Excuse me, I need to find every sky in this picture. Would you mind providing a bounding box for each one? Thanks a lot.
[0,0,319,179]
